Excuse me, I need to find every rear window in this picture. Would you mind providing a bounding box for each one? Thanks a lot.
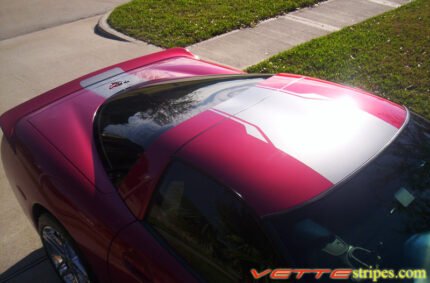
[94,75,267,184]
[266,113,430,279]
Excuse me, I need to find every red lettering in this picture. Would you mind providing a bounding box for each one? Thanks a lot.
[330,269,353,280]
[270,269,292,280]
[250,268,272,279]
[293,269,313,279]
[314,269,331,279]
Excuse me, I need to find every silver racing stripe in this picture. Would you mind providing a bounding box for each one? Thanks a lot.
[80,67,147,98]
[210,108,270,144]
[213,87,399,184]
[80,67,124,88]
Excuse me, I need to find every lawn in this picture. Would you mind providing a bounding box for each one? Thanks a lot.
[108,0,322,48]
[247,0,430,119]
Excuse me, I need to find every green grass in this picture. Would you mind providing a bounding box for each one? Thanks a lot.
[247,0,430,119]
[108,0,322,48]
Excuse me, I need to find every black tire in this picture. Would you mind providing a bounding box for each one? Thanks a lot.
[38,213,93,283]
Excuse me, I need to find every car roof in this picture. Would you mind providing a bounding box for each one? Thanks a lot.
[171,74,408,216]
[26,55,242,193]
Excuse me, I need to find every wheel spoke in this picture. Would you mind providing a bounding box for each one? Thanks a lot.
[71,255,87,276]
[42,226,90,283]
[43,230,66,261]
[58,261,69,276]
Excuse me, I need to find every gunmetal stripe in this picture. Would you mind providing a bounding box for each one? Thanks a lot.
[213,87,399,184]
[80,67,124,88]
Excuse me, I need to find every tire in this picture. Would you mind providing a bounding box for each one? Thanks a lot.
[38,213,93,283]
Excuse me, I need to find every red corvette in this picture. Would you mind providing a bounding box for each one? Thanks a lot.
[1,48,429,283]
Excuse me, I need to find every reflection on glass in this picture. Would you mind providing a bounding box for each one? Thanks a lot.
[147,161,277,283]
[101,78,264,148]
[267,113,430,281]
[95,75,266,183]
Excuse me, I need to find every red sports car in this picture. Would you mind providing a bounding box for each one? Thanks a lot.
[1,48,429,283]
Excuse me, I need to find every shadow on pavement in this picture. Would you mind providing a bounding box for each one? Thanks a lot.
[0,248,61,282]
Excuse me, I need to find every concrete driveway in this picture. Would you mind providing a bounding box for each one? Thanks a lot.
[0,0,131,40]
[0,5,160,281]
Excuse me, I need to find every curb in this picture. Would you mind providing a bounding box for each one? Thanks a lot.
[95,1,333,45]
[96,10,140,43]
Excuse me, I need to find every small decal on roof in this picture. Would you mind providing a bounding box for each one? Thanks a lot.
[80,67,124,88]
[109,80,130,90]
[80,68,147,98]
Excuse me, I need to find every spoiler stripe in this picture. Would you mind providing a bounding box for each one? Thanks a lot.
[80,67,124,88]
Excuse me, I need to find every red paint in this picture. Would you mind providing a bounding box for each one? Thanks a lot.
[256,73,302,90]
[0,48,239,146]
[3,121,134,283]
[109,222,199,283]
[257,74,407,128]
[0,49,410,282]
[120,110,226,218]
[176,114,333,215]
[20,55,239,192]
[0,49,241,282]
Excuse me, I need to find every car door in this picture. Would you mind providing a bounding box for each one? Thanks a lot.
[108,160,278,283]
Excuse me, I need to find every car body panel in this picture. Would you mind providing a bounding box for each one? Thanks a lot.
[0,48,241,146]
[16,51,242,193]
[176,114,334,216]
[109,222,200,283]
[118,110,227,218]
[2,120,135,283]
[259,74,406,128]
[121,74,408,217]
[0,48,412,282]
[0,49,241,282]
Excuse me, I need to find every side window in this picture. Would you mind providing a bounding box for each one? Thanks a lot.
[146,161,277,283]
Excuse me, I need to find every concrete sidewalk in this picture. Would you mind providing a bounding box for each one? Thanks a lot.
[188,0,410,69]
[0,0,130,40]
[98,0,411,69]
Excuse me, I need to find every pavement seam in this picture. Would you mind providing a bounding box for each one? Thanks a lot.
[96,0,406,57]
[95,1,334,45]
[185,28,242,48]
[283,14,340,32]
[366,0,401,8]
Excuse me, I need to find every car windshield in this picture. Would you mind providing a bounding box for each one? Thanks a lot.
[266,113,430,273]
[95,74,268,183]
